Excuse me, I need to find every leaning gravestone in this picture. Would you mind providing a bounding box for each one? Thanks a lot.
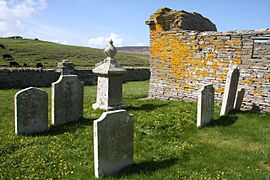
[52,75,84,126]
[15,87,48,135]
[220,66,240,116]
[93,110,134,178]
[234,88,245,111]
[197,84,214,128]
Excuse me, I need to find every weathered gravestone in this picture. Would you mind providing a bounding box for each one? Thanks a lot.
[93,110,134,178]
[52,75,84,126]
[234,88,245,111]
[15,87,48,135]
[220,66,240,116]
[197,84,214,128]
[92,40,127,110]
[56,59,75,75]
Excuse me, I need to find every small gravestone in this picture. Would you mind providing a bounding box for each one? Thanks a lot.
[52,75,84,126]
[220,66,240,116]
[94,110,134,178]
[197,84,214,128]
[234,88,245,111]
[15,87,48,135]
[56,59,75,75]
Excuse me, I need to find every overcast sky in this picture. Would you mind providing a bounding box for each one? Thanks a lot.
[0,0,269,48]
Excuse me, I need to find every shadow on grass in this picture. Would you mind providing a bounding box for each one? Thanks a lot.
[208,115,238,127]
[125,103,168,112]
[231,110,261,115]
[114,158,178,177]
[33,117,94,136]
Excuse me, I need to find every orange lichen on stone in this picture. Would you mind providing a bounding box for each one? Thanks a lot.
[232,40,241,46]
[148,14,245,93]
[232,58,242,64]
[216,87,224,93]
[252,90,263,95]
[241,79,253,85]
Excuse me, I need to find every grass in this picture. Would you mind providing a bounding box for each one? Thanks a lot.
[1,81,270,179]
[0,38,149,68]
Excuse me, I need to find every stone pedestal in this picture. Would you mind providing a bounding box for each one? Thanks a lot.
[92,40,126,110]
[92,59,126,110]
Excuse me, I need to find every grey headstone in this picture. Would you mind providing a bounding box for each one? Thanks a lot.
[56,60,75,75]
[94,110,134,178]
[234,88,245,111]
[220,66,240,116]
[197,84,214,128]
[52,75,84,126]
[15,87,48,135]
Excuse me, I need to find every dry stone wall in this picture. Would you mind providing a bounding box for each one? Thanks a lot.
[146,8,270,112]
[0,68,150,89]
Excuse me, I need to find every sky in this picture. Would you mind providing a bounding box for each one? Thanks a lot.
[0,0,270,48]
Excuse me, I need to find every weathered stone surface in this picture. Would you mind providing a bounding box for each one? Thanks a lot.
[56,60,75,75]
[15,87,48,135]
[92,41,126,110]
[145,8,270,113]
[93,76,124,110]
[220,66,240,116]
[94,110,134,178]
[197,84,214,128]
[234,88,245,111]
[52,75,84,126]
[147,7,217,32]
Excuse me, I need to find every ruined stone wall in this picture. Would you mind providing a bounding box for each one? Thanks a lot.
[0,68,150,89]
[146,8,270,112]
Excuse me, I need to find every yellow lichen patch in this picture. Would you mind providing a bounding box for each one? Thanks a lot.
[195,70,202,77]
[232,40,241,46]
[252,90,263,95]
[241,79,253,85]
[216,87,224,93]
[232,58,242,64]
[212,61,219,69]
[265,75,270,79]
[207,53,216,61]
[201,70,209,77]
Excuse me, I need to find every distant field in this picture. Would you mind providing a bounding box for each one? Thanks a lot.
[0,38,149,68]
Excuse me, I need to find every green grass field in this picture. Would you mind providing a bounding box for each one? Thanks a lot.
[1,81,270,179]
[0,38,149,68]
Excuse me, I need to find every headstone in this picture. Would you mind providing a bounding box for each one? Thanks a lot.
[234,88,245,111]
[56,59,75,75]
[92,40,127,110]
[15,87,48,135]
[52,75,84,126]
[94,110,134,178]
[220,66,240,116]
[197,84,214,128]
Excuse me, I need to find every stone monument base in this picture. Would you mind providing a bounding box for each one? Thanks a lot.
[92,103,124,111]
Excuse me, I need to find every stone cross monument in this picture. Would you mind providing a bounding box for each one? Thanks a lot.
[92,40,127,110]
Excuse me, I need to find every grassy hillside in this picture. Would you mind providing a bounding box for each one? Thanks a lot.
[0,38,149,68]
